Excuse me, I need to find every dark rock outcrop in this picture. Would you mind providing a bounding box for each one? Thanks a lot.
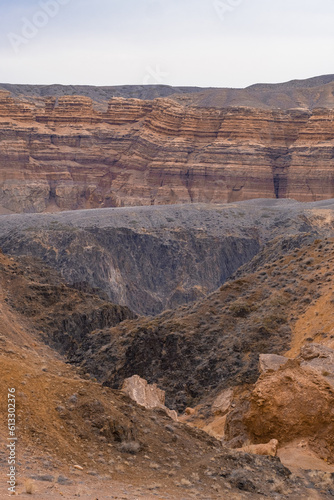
[0,252,135,354]
[0,203,264,314]
[1,199,334,315]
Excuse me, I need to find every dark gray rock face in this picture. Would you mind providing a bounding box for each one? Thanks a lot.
[0,204,264,315]
[1,199,334,315]
[0,253,136,355]
[0,226,259,315]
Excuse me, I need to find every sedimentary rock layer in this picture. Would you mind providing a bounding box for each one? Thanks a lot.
[0,88,334,213]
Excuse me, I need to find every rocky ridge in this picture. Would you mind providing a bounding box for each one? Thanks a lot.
[1,199,334,315]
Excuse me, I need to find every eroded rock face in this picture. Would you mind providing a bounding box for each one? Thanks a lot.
[299,344,334,387]
[121,375,178,421]
[1,89,334,213]
[243,361,334,461]
[0,203,262,315]
[259,354,288,374]
[211,389,234,416]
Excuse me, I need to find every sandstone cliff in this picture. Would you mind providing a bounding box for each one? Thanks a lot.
[0,77,334,213]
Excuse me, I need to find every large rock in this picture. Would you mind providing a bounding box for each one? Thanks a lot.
[299,343,334,387]
[121,375,178,421]
[211,388,234,416]
[259,354,288,374]
[242,361,334,462]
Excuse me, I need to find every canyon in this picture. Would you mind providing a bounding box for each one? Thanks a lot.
[0,198,333,314]
[1,75,334,214]
[1,75,334,498]
[1,217,334,498]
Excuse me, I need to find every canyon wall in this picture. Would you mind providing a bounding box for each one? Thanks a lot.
[1,199,334,315]
[0,203,263,315]
[0,89,334,213]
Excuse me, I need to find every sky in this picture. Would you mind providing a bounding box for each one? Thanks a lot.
[0,0,333,88]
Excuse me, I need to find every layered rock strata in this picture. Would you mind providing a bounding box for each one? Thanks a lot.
[0,90,334,213]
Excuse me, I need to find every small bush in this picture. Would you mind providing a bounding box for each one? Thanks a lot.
[229,302,252,318]
[259,313,288,332]
[119,441,141,454]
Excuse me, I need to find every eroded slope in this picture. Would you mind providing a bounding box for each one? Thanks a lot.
[1,250,326,499]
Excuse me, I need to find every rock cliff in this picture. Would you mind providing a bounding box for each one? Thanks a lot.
[1,199,334,315]
[0,202,263,314]
[0,76,334,213]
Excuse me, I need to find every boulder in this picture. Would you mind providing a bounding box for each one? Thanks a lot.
[299,343,334,387]
[121,375,178,421]
[259,354,288,374]
[243,362,334,461]
[236,439,279,457]
[211,388,234,416]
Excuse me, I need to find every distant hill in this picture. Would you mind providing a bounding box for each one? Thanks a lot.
[1,74,334,109]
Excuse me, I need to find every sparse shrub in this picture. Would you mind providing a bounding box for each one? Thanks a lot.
[229,302,252,318]
[260,313,288,331]
[119,441,141,454]
[269,295,289,307]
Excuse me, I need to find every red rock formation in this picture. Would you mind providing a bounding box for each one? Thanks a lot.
[0,90,34,121]
[243,360,334,462]
[0,92,334,213]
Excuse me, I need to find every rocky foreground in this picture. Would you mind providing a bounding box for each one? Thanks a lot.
[1,75,334,213]
[0,248,333,499]
[0,199,334,498]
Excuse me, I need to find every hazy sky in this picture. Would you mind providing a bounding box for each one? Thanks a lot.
[1,0,333,87]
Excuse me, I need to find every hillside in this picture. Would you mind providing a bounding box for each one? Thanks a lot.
[32,233,334,476]
[2,73,334,109]
[1,250,330,499]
